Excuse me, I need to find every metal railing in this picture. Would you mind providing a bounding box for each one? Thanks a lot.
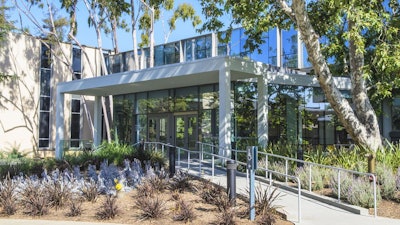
[143,141,302,223]
[198,142,377,217]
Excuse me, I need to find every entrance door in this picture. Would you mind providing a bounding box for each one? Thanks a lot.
[148,115,169,143]
[175,114,198,150]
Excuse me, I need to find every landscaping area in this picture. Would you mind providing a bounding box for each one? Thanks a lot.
[0,141,399,224]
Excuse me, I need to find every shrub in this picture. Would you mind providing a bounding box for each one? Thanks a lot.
[295,165,324,191]
[136,180,156,198]
[19,178,50,216]
[346,178,381,208]
[396,167,400,190]
[135,195,166,219]
[269,161,286,182]
[198,179,224,205]
[80,179,99,202]
[376,162,397,200]
[96,194,119,220]
[172,194,196,222]
[44,176,72,208]
[169,170,192,193]
[213,192,236,225]
[65,196,83,217]
[0,175,18,215]
[329,171,353,200]
[94,141,134,167]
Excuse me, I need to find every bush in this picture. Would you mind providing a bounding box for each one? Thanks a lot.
[172,194,196,222]
[19,178,50,216]
[0,175,18,215]
[295,165,324,191]
[376,162,397,200]
[346,178,381,208]
[169,170,192,193]
[96,194,119,220]
[94,141,134,167]
[329,171,353,200]
[80,179,99,202]
[65,196,83,217]
[135,195,166,219]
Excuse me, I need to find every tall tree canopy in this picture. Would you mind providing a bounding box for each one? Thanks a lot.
[199,0,400,161]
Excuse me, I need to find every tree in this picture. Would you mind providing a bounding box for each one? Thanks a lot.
[199,0,400,172]
[0,0,15,82]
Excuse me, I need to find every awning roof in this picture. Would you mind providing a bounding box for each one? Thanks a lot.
[57,56,351,96]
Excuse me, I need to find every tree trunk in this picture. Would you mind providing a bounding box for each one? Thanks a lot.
[290,0,382,170]
[131,0,139,70]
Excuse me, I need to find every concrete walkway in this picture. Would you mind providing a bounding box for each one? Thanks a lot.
[179,161,400,225]
[1,161,399,225]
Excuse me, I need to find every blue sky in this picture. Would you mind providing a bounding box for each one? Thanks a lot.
[9,0,219,52]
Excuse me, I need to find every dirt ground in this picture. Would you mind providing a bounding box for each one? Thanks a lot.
[0,179,293,225]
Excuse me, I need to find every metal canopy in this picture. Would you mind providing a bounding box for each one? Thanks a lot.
[57,56,351,97]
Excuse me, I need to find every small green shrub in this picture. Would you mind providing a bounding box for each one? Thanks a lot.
[376,162,397,200]
[295,165,324,191]
[346,178,381,208]
[94,141,134,167]
[269,161,286,182]
[330,171,353,200]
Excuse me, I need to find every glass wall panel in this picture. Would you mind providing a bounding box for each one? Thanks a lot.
[281,28,298,68]
[195,35,212,59]
[164,42,180,65]
[136,92,148,114]
[155,45,164,66]
[175,87,199,111]
[185,39,193,61]
[267,28,278,65]
[148,90,171,113]
[114,94,135,144]
[200,85,218,110]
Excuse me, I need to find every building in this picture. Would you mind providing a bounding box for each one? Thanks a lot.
[0,28,398,158]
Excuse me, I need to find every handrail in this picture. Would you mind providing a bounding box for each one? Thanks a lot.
[197,142,377,217]
[144,141,302,223]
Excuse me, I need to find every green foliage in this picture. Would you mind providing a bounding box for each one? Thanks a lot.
[376,162,397,200]
[94,141,135,167]
[295,165,324,191]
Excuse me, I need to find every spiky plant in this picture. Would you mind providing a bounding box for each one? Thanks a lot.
[169,170,192,193]
[44,177,72,209]
[96,194,119,220]
[172,194,196,222]
[80,179,99,202]
[135,195,166,219]
[65,196,83,217]
[0,175,18,215]
[19,178,50,216]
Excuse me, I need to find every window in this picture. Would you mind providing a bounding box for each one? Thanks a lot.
[70,97,81,148]
[72,47,81,80]
[39,43,52,148]
[195,35,212,59]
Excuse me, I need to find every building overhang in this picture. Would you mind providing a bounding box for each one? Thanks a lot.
[57,56,351,96]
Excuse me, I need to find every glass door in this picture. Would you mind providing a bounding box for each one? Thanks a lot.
[175,114,198,150]
[148,115,169,143]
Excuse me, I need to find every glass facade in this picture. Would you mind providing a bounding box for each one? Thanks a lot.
[105,27,395,148]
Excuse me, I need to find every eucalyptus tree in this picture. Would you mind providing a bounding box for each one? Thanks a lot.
[0,0,15,82]
[137,0,201,67]
[199,0,400,172]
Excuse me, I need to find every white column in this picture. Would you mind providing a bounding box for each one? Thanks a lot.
[93,96,102,146]
[219,63,232,158]
[211,32,217,57]
[55,90,65,160]
[257,73,269,147]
